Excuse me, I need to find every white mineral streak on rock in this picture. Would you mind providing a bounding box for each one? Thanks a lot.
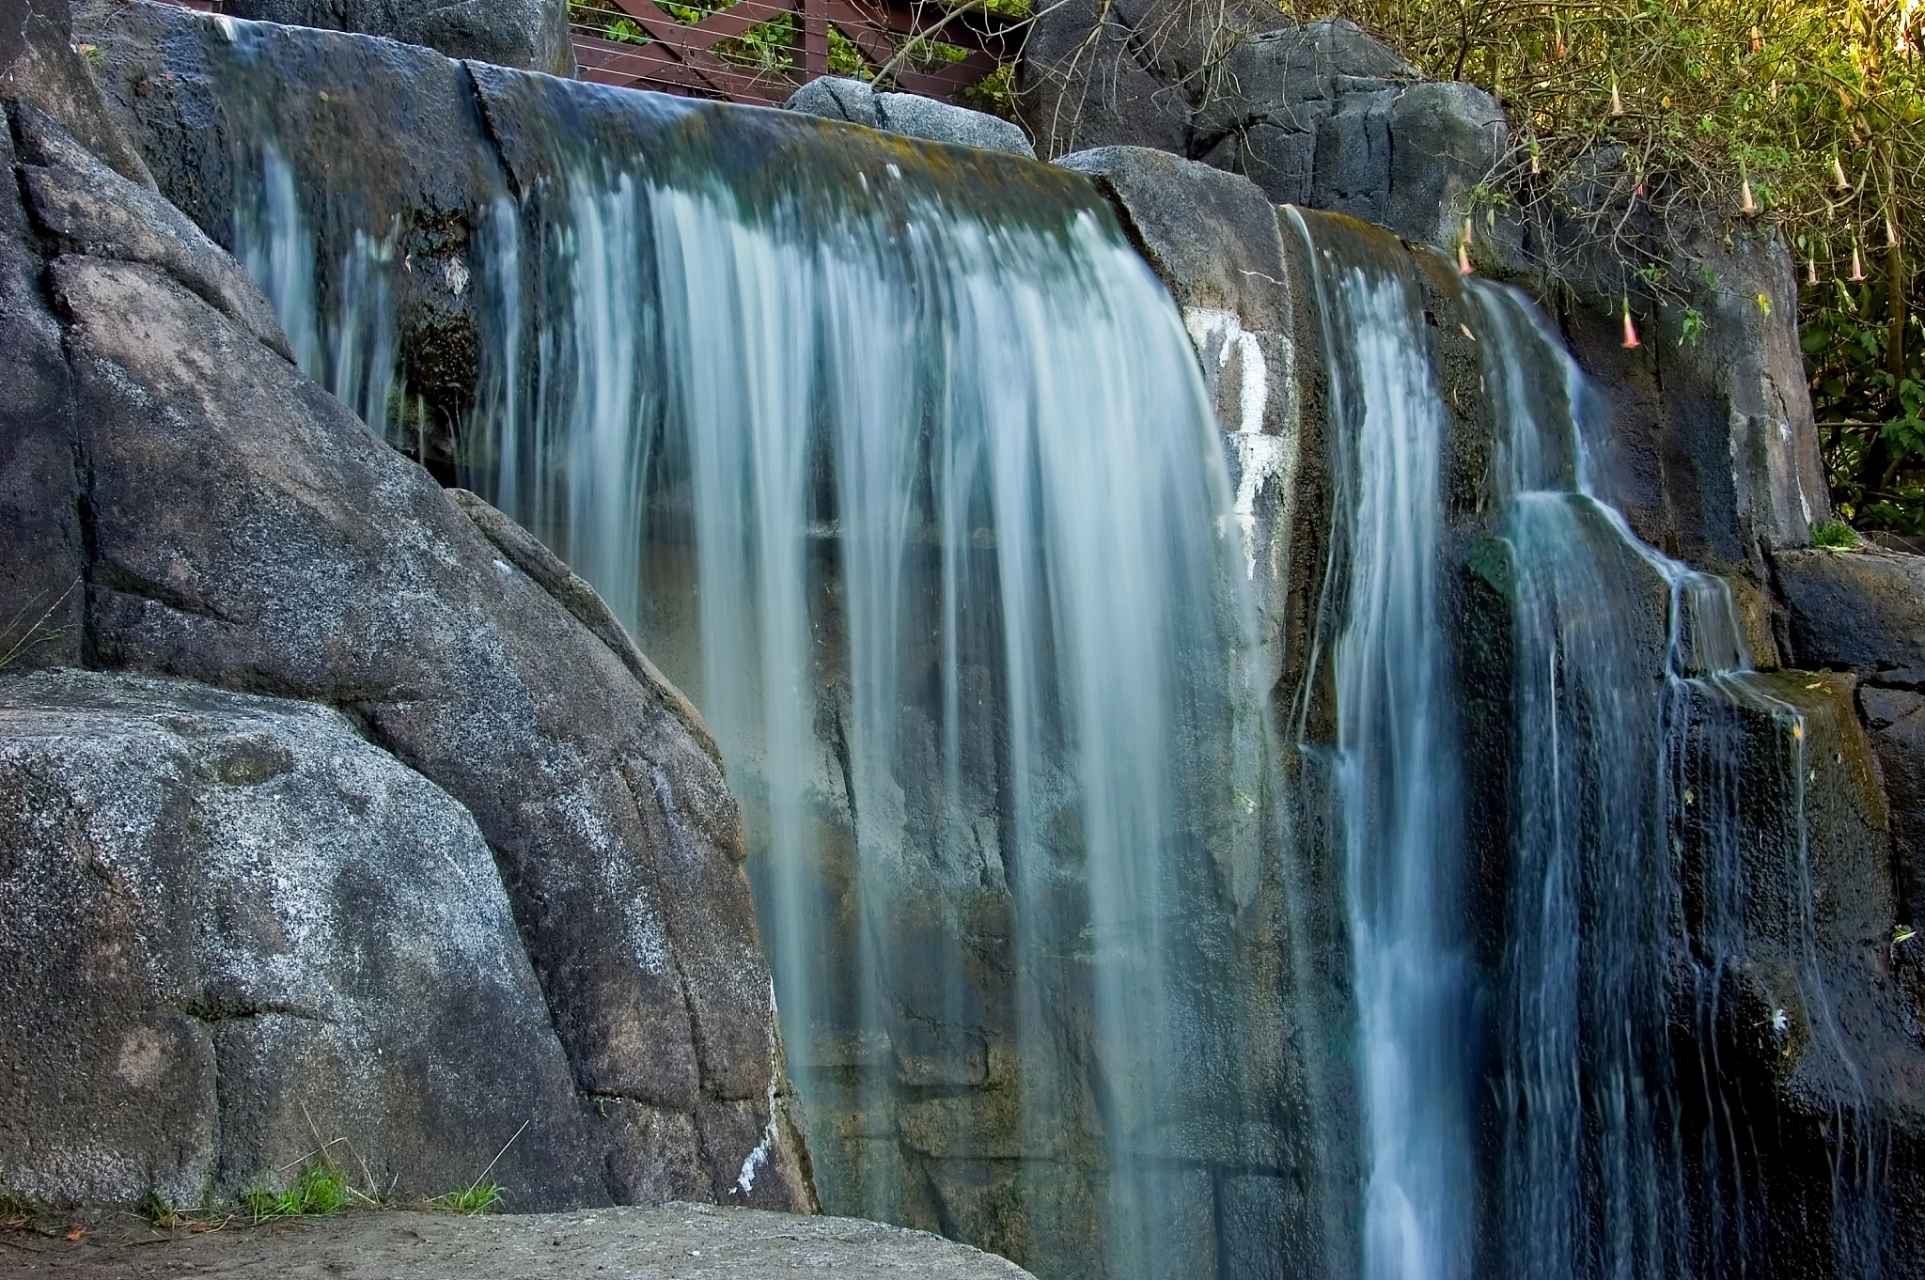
[1184,306,1290,579]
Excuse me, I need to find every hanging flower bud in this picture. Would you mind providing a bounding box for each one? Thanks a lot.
[1751,27,1764,52]
[1458,241,1474,275]
[1621,298,1641,349]
[1611,77,1625,116]
[1554,30,1567,59]
[1850,245,1866,281]
[1888,214,1901,249]
[1740,176,1759,216]
[1807,256,1819,286]
[1833,156,1851,190]
[1530,149,1542,174]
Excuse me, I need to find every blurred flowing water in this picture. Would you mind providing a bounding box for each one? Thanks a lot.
[237,81,1268,1280]
[226,51,1896,1277]
[1292,208,1884,1280]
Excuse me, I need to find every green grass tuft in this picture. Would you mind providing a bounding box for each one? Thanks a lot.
[1812,519,1860,550]
[427,1183,503,1215]
[242,1164,349,1221]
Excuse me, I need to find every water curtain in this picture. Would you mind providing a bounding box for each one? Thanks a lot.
[236,74,1267,1280]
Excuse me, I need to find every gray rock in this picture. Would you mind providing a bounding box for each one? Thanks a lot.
[0,669,599,1210]
[0,0,152,186]
[784,78,1035,157]
[1016,0,1193,157]
[221,0,573,76]
[0,1205,1038,1278]
[1384,81,1507,252]
[1862,685,1925,924]
[12,102,293,360]
[875,92,1033,158]
[0,88,812,1210]
[1774,549,1925,678]
[783,75,881,128]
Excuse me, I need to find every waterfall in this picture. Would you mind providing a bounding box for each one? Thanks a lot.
[225,70,1268,1280]
[207,19,1900,1270]
[1292,202,1885,1280]
[1289,211,1478,1280]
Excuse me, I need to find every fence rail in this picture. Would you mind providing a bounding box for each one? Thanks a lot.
[153,0,1016,109]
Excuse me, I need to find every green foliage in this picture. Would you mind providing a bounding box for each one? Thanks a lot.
[427,1183,504,1215]
[1811,518,1861,547]
[605,17,647,45]
[827,25,873,80]
[242,1164,349,1221]
[959,62,1018,119]
[1306,0,1925,529]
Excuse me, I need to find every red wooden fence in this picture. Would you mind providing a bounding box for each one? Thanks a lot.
[573,0,1014,108]
[153,0,1016,109]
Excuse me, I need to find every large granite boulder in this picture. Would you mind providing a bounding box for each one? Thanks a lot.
[1021,6,1504,251]
[784,76,1035,158]
[0,670,598,1210]
[0,23,811,1214]
[220,0,573,76]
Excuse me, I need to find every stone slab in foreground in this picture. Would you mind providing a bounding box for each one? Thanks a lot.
[0,1206,1037,1279]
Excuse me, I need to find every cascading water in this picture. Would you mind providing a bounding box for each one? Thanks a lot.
[1288,211,1477,1280]
[231,60,1269,1280]
[200,6,1907,1267]
[1292,203,1887,1280]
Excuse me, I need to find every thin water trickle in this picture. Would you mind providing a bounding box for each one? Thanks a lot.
[1290,210,1477,1280]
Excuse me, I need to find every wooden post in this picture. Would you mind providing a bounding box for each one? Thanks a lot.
[802,0,829,80]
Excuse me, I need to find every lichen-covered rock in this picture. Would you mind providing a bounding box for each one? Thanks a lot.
[784,76,1034,158]
[0,670,597,1210]
[220,0,573,76]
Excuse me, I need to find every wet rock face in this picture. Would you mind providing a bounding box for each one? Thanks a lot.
[74,0,513,480]
[1775,548,1925,681]
[0,51,811,1212]
[221,0,573,76]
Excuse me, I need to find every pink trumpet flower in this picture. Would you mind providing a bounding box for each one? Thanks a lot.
[1851,246,1866,281]
[1621,300,1641,349]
